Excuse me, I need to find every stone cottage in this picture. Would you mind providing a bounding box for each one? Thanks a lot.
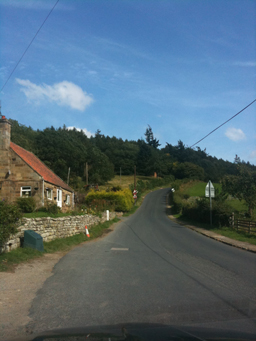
[0,116,74,212]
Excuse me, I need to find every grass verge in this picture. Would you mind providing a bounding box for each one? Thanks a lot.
[172,214,256,246]
[23,211,87,218]
[210,226,256,245]
[0,217,120,272]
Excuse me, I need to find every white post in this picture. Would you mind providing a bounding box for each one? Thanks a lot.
[106,210,109,221]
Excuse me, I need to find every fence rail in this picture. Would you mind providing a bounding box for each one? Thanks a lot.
[229,213,256,235]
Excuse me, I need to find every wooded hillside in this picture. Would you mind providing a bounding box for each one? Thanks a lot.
[9,119,256,189]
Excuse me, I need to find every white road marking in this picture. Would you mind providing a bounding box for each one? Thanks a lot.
[111,248,129,251]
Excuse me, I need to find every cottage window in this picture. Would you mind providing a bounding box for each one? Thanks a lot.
[46,188,53,200]
[66,194,70,205]
[21,186,31,197]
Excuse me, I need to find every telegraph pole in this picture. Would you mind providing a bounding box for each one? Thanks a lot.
[67,167,70,185]
[134,165,136,190]
[85,162,88,185]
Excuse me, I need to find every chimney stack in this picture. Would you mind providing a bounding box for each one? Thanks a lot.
[0,116,11,150]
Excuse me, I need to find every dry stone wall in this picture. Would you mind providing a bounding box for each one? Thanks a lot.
[1,211,122,253]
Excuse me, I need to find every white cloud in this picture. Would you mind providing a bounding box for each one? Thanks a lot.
[232,61,256,67]
[225,127,246,141]
[67,126,94,138]
[249,150,256,160]
[16,79,94,111]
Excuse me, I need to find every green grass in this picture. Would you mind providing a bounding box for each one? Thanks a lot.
[211,226,256,245]
[182,181,222,197]
[23,211,87,218]
[0,247,43,272]
[178,180,254,217]
[100,175,157,190]
[227,198,248,212]
[172,215,256,246]
[0,218,120,272]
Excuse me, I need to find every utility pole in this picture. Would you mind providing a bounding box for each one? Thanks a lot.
[85,162,88,185]
[67,167,70,185]
[134,165,136,190]
[120,167,121,187]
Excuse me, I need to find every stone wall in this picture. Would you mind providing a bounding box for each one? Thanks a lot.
[1,211,122,253]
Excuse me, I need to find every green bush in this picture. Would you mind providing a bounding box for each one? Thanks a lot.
[0,201,23,248]
[182,198,232,227]
[85,188,133,212]
[170,192,184,214]
[46,202,60,215]
[36,206,48,213]
[16,197,36,213]
[111,186,122,192]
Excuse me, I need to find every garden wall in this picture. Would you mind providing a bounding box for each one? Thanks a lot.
[1,211,122,253]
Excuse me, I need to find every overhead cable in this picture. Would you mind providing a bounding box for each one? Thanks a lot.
[190,98,256,148]
[0,0,60,92]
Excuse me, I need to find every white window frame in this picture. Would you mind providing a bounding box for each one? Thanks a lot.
[46,188,53,200]
[20,186,32,197]
[66,194,70,205]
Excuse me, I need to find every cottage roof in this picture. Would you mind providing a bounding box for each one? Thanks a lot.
[10,142,73,192]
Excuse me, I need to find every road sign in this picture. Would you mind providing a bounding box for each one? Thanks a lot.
[205,181,215,198]
[205,180,215,226]
[133,194,137,199]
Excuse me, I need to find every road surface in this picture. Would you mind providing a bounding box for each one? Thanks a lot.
[27,188,256,336]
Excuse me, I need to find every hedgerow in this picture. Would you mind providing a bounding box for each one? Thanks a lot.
[85,188,133,212]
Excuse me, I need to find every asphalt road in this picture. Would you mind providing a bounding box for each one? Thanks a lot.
[27,188,256,336]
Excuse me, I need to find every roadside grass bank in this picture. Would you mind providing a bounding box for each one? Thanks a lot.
[0,218,120,272]
[171,214,256,246]
[99,175,152,190]
[176,180,255,217]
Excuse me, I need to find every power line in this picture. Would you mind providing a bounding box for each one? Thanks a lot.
[0,0,60,93]
[190,98,256,148]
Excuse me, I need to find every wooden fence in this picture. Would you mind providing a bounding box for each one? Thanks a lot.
[229,213,256,235]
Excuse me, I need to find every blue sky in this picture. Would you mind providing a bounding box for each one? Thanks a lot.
[0,0,255,164]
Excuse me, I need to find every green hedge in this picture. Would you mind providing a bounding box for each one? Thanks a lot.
[180,198,232,226]
[16,197,36,213]
[85,188,133,212]
[0,201,23,247]
[170,187,232,226]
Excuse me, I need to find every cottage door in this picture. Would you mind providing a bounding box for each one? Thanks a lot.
[57,189,62,208]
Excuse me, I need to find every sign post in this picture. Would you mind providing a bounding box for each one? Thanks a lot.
[133,189,138,205]
[205,180,215,226]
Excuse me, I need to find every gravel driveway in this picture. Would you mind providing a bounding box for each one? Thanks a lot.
[0,252,65,341]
